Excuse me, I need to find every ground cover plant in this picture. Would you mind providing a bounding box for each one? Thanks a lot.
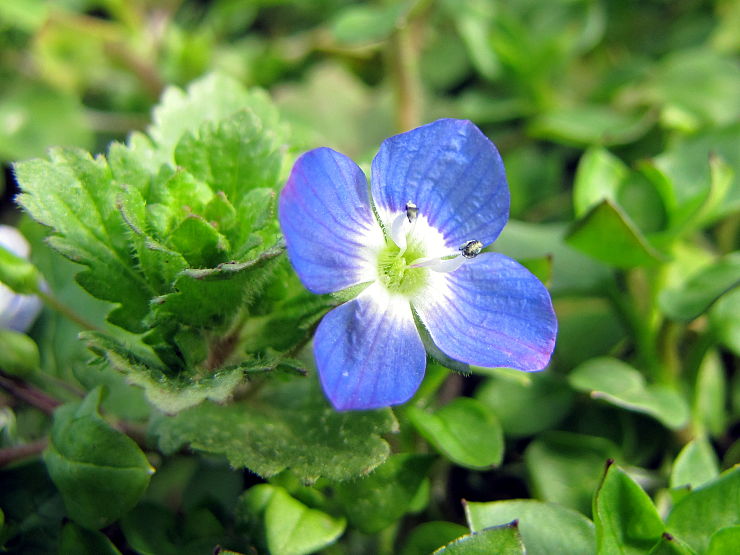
[0,1,738,553]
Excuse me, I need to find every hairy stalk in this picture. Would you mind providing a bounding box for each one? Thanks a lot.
[389,15,423,132]
[0,439,47,468]
[0,372,61,415]
[37,290,102,332]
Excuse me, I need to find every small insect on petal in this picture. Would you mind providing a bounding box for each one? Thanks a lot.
[459,240,483,259]
[405,201,418,223]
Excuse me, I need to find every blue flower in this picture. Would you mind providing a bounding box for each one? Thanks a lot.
[279,119,557,410]
[0,225,42,333]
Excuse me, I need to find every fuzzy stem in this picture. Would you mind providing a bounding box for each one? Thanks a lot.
[0,372,61,415]
[36,290,101,332]
[0,439,47,468]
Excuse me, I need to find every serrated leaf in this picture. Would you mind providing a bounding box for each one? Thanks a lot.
[670,437,720,490]
[174,110,284,204]
[152,375,396,481]
[151,243,284,328]
[659,252,740,321]
[148,74,284,163]
[666,465,740,553]
[15,149,153,331]
[407,398,503,469]
[593,462,665,554]
[43,387,154,529]
[434,522,524,554]
[464,500,595,555]
[568,357,690,429]
[565,200,667,268]
[334,454,434,533]
[81,331,245,414]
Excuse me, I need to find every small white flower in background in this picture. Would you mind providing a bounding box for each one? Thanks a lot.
[0,225,42,332]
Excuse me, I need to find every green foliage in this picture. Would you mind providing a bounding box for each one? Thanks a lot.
[464,499,595,555]
[153,376,397,482]
[239,484,345,555]
[407,397,503,469]
[1,1,738,552]
[43,387,154,530]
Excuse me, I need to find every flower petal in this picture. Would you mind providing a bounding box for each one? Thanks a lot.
[314,284,426,410]
[279,147,384,294]
[413,252,557,370]
[371,119,509,248]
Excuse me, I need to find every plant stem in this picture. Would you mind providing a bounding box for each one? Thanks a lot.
[0,372,61,415]
[36,290,101,332]
[389,16,423,132]
[0,439,47,468]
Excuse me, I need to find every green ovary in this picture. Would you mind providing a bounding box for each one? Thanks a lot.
[376,240,428,296]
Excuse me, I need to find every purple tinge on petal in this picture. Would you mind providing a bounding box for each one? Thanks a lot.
[279,147,382,295]
[313,285,427,410]
[413,252,557,371]
[371,119,509,248]
[0,290,42,332]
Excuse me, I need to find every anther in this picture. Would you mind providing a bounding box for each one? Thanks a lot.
[459,240,483,259]
[405,201,418,223]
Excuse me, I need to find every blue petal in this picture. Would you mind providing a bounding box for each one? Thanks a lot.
[371,119,509,248]
[414,253,557,370]
[279,147,383,294]
[314,285,426,410]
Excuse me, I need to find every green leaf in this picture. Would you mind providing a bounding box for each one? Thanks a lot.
[666,465,740,553]
[593,461,665,554]
[573,148,629,217]
[708,526,740,555]
[568,357,690,429]
[670,437,720,490]
[475,370,573,437]
[81,332,245,414]
[59,522,122,555]
[0,83,92,160]
[647,533,695,555]
[15,149,153,332]
[693,350,728,438]
[174,109,283,203]
[524,431,619,515]
[710,288,740,356]
[151,243,284,328]
[0,329,40,377]
[529,105,653,147]
[407,398,503,469]
[659,252,740,321]
[649,49,740,132]
[148,74,284,163]
[493,220,612,295]
[433,522,524,554]
[43,387,154,529]
[334,454,435,534]
[646,123,740,230]
[153,375,396,482]
[243,484,345,555]
[565,200,667,268]
[330,2,408,45]
[400,522,470,555]
[464,499,595,555]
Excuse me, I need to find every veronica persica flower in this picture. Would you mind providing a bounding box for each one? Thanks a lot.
[0,225,42,332]
[279,119,557,410]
